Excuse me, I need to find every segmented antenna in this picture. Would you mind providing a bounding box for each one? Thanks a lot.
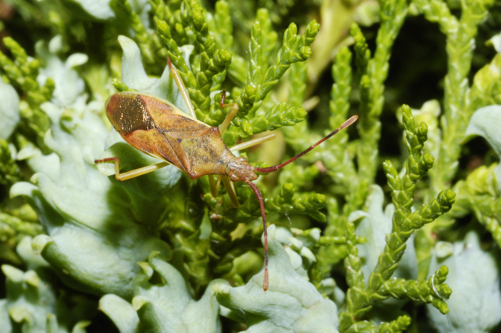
[245,180,269,291]
[254,115,358,174]
[247,115,357,291]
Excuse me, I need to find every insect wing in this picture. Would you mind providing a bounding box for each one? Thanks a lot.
[138,93,210,139]
[106,92,208,172]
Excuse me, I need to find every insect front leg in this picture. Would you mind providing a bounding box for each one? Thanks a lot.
[218,90,239,135]
[230,133,276,152]
[207,91,238,203]
[219,133,276,204]
[167,58,197,119]
[216,91,244,207]
[221,176,239,208]
[208,174,223,199]
[94,157,169,181]
[219,130,277,207]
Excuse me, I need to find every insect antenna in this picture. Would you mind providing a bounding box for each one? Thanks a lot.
[245,180,269,291]
[254,115,358,174]
[242,116,357,291]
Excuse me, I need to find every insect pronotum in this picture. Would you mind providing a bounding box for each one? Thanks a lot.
[95,59,357,291]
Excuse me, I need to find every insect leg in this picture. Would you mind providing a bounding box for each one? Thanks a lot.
[223,133,277,204]
[230,133,276,152]
[167,58,197,119]
[221,175,239,208]
[167,59,226,199]
[209,175,218,197]
[218,90,239,135]
[94,157,169,181]
[255,115,358,174]
[211,90,240,202]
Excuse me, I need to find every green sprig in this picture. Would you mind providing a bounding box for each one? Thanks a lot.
[351,24,370,77]
[377,316,411,332]
[111,79,130,92]
[0,38,54,105]
[0,38,52,147]
[280,61,309,153]
[189,0,232,123]
[0,212,43,241]
[295,192,327,221]
[451,164,501,248]
[238,20,319,124]
[111,0,163,73]
[324,47,356,187]
[379,265,451,313]
[308,47,358,292]
[152,0,192,45]
[470,54,501,110]
[267,183,327,221]
[289,60,307,107]
[156,3,232,125]
[0,140,20,186]
[339,106,455,331]
[157,22,200,99]
[210,1,233,50]
[354,0,407,187]
[412,0,495,196]
[342,221,365,292]
[278,163,319,189]
[249,102,306,133]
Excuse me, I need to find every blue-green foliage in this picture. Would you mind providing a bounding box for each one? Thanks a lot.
[0,0,499,332]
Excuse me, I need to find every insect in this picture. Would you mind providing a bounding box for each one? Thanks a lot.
[95,60,357,291]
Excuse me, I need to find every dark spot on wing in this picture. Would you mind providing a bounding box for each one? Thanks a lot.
[106,93,155,134]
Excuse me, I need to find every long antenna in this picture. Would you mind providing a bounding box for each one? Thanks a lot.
[254,115,358,174]
[245,115,357,292]
[245,180,269,291]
